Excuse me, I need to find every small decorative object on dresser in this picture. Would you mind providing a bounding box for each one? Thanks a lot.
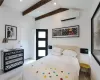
[5,25,17,40]
[80,63,91,80]
[52,25,79,38]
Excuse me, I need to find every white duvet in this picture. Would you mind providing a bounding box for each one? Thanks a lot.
[23,55,80,80]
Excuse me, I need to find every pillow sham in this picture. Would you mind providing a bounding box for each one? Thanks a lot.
[51,52,62,56]
[62,50,77,57]
[52,47,63,53]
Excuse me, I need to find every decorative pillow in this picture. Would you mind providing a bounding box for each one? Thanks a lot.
[52,47,63,53]
[62,50,77,57]
[51,52,62,56]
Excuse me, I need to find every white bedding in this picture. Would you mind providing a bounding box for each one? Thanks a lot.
[23,55,80,80]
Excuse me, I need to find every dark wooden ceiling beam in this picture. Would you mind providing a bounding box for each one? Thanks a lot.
[23,0,51,15]
[35,8,69,21]
[0,0,4,6]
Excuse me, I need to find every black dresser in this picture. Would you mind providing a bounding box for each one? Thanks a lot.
[1,49,24,72]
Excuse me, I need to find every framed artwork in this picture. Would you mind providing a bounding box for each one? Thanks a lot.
[5,25,17,40]
[91,2,100,65]
[52,25,79,38]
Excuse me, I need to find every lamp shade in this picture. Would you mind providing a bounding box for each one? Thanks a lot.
[2,38,8,43]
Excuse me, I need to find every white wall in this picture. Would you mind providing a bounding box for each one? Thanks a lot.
[0,6,35,59]
[89,0,100,80]
[19,15,35,59]
[0,4,35,69]
[36,10,91,64]
[0,4,35,80]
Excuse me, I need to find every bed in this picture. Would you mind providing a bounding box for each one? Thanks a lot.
[23,45,80,80]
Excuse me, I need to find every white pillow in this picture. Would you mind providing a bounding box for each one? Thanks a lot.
[52,47,63,53]
[62,50,77,57]
[52,52,62,56]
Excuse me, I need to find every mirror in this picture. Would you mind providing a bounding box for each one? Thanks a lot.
[91,2,100,65]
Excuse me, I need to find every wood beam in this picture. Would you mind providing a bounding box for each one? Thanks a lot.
[0,0,4,6]
[23,0,51,16]
[35,8,69,21]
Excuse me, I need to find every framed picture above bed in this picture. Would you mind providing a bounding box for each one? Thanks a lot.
[91,2,100,65]
[52,25,79,38]
[5,25,17,40]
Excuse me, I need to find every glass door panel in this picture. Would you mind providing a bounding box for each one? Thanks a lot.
[38,41,46,47]
[38,32,46,38]
[38,50,46,57]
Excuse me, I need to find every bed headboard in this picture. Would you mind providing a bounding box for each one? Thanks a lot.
[53,45,80,55]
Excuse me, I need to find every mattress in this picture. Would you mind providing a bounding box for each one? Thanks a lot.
[23,55,80,80]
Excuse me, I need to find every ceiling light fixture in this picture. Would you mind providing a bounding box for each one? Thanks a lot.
[54,2,57,5]
[20,0,23,2]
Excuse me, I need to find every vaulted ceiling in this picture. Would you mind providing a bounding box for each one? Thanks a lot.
[3,0,40,12]
[2,0,93,20]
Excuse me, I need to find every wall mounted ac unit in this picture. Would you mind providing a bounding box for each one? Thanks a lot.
[61,9,80,21]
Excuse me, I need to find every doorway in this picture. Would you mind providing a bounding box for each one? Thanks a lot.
[36,29,48,60]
